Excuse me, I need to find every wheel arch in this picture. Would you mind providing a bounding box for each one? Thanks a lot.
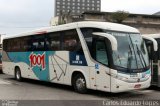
[14,66,20,73]
[14,65,23,81]
[14,65,22,77]
[71,69,90,89]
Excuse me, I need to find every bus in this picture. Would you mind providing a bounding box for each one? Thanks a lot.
[143,34,160,87]
[0,44,2,72]
[2,21,156,93]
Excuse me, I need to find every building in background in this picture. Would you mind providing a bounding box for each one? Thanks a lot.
[55,0,101,16]
[154,11,160,15]
[51,11,160,34]
[52,0,160,34]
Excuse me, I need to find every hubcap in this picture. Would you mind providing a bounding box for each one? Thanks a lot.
[76,78,85,90]
[16,71,20,79]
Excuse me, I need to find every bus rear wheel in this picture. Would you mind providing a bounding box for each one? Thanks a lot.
[15,67,22,81]
[73,74,87,94]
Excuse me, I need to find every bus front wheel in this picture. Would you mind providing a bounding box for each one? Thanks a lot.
[73,74,87,94]
[15,67,22,81]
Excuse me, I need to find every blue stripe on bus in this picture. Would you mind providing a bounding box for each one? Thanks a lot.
[7,51,88,81]
[7,51,54,81]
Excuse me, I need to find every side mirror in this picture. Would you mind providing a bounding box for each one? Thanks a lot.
[142,35,158,51]
[92,32,118,51]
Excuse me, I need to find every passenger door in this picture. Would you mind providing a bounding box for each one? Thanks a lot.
[94,39,111,91]
[146,41,159,85]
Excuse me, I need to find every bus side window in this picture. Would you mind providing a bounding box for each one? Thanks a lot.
[158,43,160,60]
[46,32,61,51]
[62,29,82,52]
[30,34,45,51]
[3,40,8,52]
[24,37,32,51]
[152,45,158,62]
[80,28,104,59]
[0,44,1,63]
[45,39,51,50]
[145,40,154,60]
[95,40,108,66]
[32,41,45,51]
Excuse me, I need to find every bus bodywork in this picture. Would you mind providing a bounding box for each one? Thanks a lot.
[2,21,154,93]
[144,34,160,87]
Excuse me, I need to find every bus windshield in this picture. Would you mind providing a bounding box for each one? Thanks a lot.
[106,31,149,72]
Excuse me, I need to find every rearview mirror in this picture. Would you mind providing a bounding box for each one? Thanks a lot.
[92,32,118,51]
[142,35,158,51]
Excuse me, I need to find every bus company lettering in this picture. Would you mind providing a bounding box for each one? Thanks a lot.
[72,55,83,64]
[29,52,46,70]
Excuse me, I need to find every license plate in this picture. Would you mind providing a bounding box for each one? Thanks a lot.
[130,74,138,78]
[134,84,141,88]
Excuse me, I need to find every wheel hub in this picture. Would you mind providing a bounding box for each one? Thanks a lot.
[76,78,85,90]
[16,71,20,79]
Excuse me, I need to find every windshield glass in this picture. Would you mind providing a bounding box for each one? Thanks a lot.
[106,31,149,70]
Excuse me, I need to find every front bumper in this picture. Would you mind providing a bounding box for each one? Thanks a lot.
[111,76,151,93]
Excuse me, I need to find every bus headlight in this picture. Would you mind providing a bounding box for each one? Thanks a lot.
[143,70,151,78]
[116,75,129,82]
[110,72,129,82]
[106,69,129,82]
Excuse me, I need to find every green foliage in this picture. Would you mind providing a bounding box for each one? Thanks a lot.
[111,11,129,23]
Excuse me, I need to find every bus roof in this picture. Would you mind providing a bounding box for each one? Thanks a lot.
[4,21,139,40]
[143,34,160,39]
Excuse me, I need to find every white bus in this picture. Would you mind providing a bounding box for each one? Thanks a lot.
[0,44,2,71]
[143,34,160,87]
[2,21,156,93]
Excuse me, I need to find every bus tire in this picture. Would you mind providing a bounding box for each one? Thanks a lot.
[15,67,22,81]
[73,73,87,94]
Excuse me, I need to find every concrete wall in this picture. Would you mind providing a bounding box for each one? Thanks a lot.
[122,15,160,34]
[57,12,160,34]
[81,12,160,34]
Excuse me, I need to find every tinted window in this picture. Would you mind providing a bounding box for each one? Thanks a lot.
[3,39,16,52]
[3,39,9,52]
[0,49,1,63]
[80,28,103,58]
[3,34,45,52]
[96,41,108,65]
[3,29,81,52]
[45,29,81,51]
[21,36,32,51]
[30,35,45,51]
[62,29,81,51]
[45,32,61,51]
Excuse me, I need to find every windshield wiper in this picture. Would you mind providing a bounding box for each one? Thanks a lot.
[136,44,147,68]
[129,35,139,69]
[117,54,122,65]
[127,44,132,73]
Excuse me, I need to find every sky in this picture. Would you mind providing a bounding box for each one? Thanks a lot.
[0,0,160,39]
[101,0,160,14]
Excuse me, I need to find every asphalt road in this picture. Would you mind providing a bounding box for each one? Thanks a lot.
[0,73,160,106]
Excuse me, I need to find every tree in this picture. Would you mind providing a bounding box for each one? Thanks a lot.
[111,10,129,23]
